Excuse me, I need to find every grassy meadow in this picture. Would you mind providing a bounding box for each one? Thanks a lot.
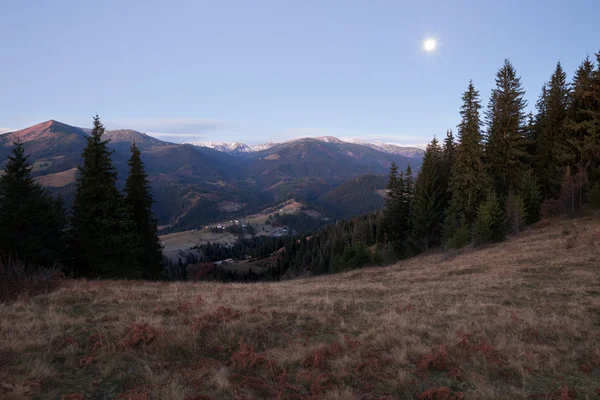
[1,217,599,399]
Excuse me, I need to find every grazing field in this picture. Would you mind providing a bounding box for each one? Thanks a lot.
[1,217,599,399]
[160,199,311,257]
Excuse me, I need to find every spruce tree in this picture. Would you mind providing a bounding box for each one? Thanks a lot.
[474,190,506,245]
[578,52,600,183]
[441,130,456,212]
[521,170,543,225]
[71,116,139,278]
[381,162,400,245]
[445,81,487,240]
[0,141,66,267]
[485,59,528,200]
[564,53,600,180]
[523,113,536,162]
[535,62,570,198]
[394,165,414,256]
[410,138,445,251]
[124,142,164,279]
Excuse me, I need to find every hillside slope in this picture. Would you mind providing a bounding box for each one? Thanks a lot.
[317,173,388,217]
[2,217,599,398]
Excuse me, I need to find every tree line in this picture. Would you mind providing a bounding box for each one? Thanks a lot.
[0,116,163,279]
[190,51,600,280]
[381,53,600,255]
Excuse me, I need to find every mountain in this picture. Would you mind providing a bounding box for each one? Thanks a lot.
[0,120,422,232]
[103,129,172,150]
[0,121,253,229]
[347,139,425,158]
[0,120,90,177]
[188,136,425,158]
[245,138,417,187]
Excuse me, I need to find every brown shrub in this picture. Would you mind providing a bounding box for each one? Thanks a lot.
[0,259,63,303]
[534,219,551,230]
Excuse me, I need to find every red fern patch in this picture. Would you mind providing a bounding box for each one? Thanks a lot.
[61,336,80,349]
[62,394,85,400]
[417,346,448,377]
[418,387,464,400]
[79,355,93,367]
[230,342,268,368]
[120,323,159,348]
[528,385,577,400]
[88,333,105,352]
[115,387,150,400]
[194,306,242,332]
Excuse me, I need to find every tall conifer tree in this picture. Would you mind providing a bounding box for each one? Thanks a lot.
[535,62,570,198]
[445,81,487,237]
[485,59,528,199]
[0,142,66,267]
[71,116,138,278]
[441,130,456,214]
[410,138,445,250]
[125,142,164,279]
[381,162,400,246]
[566,53,600,183]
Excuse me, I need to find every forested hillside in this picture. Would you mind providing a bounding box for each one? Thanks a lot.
[1,51,600,284]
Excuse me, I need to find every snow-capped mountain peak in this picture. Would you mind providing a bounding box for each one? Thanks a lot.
[189,141,276,154]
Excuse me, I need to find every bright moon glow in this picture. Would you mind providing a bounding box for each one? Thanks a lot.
[423,38,437,52]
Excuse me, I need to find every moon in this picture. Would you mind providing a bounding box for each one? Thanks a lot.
[423,38,437,52]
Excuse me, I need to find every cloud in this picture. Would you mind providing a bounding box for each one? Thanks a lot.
[109,118,228,135]
[0,127,14,135]
[145,132,210,140]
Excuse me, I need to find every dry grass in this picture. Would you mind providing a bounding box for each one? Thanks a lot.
[1,217,600,399]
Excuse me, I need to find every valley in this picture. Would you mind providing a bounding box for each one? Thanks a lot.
[0,120,420,234]
[160,199,318,261]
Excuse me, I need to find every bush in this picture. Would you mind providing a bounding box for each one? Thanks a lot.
[475,191,506,245]
[0,259,63,303]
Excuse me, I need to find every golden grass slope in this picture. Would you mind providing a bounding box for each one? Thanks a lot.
[1,217,599,399]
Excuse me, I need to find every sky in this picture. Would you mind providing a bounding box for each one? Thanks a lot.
[1,0,599,146]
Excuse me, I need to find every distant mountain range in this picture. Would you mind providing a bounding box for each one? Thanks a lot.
[0,120,423,232]
[189,141,276,154]
[189,137,424,158]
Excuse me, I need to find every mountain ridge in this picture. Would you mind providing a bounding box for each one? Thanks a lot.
[188,136,424,158]
[0,120,422,232]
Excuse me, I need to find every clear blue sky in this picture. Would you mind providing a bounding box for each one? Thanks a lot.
[1,0,598,146]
